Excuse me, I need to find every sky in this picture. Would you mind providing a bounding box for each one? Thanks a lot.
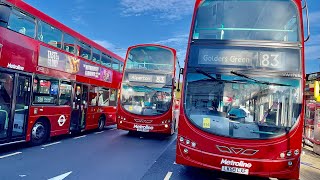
[24,0,320,73]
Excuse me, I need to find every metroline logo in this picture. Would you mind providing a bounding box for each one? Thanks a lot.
[7,63,24,71]
[220,159,252,168]
[133,124,154,130]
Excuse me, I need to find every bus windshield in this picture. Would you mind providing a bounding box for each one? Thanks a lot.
[193,0,300,42]
[121,46,175,116]
[121,84,172,116]
[184,70,302,139]
[125,46,174,71]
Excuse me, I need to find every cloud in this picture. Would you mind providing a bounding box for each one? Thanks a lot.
[94,40,127,58]
[151,34,189,67]
[119,0,194,21]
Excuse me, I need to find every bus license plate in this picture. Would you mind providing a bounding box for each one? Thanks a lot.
[221,166,249,175]
[136,127,149,132]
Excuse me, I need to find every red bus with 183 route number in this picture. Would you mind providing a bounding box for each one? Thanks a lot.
[176,0,309,179]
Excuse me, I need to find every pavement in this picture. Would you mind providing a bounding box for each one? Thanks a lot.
[0,126,319,180]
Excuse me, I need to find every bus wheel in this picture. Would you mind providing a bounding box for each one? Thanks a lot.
[98,117,105,131]
[30,119,49,146]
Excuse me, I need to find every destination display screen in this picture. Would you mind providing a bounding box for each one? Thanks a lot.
[128,73,166,84]
[189,46,301,72]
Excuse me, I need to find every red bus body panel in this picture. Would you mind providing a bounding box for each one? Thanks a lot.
[176,0,305,179]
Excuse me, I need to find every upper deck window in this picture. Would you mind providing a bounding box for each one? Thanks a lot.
[37,20,63,48]
[63,33,77,55]
[79,41,92,60]
[7,9,35,38]
[112,58,120,71]
[92,48,101,64]
[101,53,112,68]
[125,46,174,71]
[193,0,300,42]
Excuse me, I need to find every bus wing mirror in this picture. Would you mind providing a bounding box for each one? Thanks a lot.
[303,0,310,42]
[177,68,184,92]
[314,81,320,102]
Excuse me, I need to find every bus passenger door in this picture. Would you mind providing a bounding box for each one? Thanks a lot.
[0,72,31,143]
[11,75,31,138]
[70,84,88,132]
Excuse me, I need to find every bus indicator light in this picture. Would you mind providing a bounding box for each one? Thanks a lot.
[191,142,196,148]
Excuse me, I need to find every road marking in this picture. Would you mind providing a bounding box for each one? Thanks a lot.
[73,135,86,139]
[173,161,177,165]
[42,141,61,147]
[19,175,26,177]
[48,171,72,180]
[110,128,116,131]
[164,172,172,180]
[0,152,22,159]
[94,131,104,134]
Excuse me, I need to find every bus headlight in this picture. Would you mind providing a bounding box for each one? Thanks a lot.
[288,161,293,166]
[179,137,184,142]
[191,142,196,148]
[294,149,299,156]
[120,121,123,124]
[165,124,169,128]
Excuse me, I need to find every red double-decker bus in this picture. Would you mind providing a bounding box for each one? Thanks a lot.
[117,44,178,134]
[303,73,320,154]
[176,0,308,179]
[0,0,124,146]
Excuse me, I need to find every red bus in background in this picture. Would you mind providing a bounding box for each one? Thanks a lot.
[0,0,124,146]
[303,73,320,154]
[117,44,178,135]
[176,0,308,179]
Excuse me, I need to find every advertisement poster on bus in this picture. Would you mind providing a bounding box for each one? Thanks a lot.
[38,45,112,83]
[78,61,113,83]
[38,45,79,73]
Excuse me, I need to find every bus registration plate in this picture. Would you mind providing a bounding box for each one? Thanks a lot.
[136,127,149,132]
[221,166,249,175]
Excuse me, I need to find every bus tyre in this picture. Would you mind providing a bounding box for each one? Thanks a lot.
[98,117,105,131]
[30,119,49,146]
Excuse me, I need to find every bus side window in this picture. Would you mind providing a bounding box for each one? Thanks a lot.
[109,89,117,106]
[59,81,72,105]
[33,76,58,105]
[98,88,110,106]
[63,33,77,55]
[7,9,35,38]
[79,41,92,60]
[112,58,120,71]
[37,20,62,49]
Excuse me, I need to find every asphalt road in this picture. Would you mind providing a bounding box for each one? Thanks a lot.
[0,126,319,180]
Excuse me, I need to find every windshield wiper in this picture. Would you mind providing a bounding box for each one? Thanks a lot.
[143,85,157,92]
[230,71,291,87]
[250,130,275,135]
[194,68,218,81]
[191,68,246,84]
